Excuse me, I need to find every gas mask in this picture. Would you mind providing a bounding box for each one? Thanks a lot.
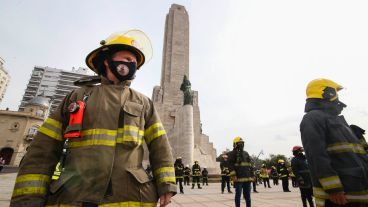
[235,142,244,152]
[107,59,137,82]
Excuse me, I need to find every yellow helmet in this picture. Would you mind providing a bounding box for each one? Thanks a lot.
[278,159,285,163]
[306,78,343,101]
[85,29,153,73]
[233,136,244,144]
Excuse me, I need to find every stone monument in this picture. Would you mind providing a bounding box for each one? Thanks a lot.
[152,4,219,173]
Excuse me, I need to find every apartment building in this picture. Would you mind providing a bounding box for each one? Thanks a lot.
[19,66,91,112]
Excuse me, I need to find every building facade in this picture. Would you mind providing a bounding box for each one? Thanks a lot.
[0,96,49,166]
[0,57,10,104]
[19,66,90,112]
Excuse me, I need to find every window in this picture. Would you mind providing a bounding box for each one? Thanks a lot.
[28,126,39,136]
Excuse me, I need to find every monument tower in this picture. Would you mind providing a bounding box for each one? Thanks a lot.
[152,4,219,173]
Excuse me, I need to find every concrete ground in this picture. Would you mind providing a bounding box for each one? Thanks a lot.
[0,172,310,207]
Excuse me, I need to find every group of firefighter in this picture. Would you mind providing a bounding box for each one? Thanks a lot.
[173,158,209,194]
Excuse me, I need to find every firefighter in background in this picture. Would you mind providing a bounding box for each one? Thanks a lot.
[350,125,368,153]
[260,164,271,188]
[184,165,191,186]
[277,159,291,192]
[289,167,298,187]
[202,167,209,186]
[192,161,202,189]
[270,166,279,186]
[251,165,259,193]
[10,30,176,207]
[291,146,314,207]
[220,154,233,193]
[174,157,185,194]
[228,137,253,207]
[300,78,368,206]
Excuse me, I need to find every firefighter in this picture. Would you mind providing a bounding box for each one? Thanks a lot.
[192,161,202,189]
[300,78,368,207]
[202,167,209,186]
[10,30,176,207]
[184,164,191,186]
[291,146,314,207]
[260,164,271,188]
[289,167,298,187]
[174,157,184,194]
[270,166,279,186]
[251,165,259,193]
[220,154,233,193]
[277,159,291,192]
[228,136,253,207]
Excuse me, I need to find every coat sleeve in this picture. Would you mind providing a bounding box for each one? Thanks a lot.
[227,151,237,177]
[300,113,344,194]
[143,100,177,197]
[10,95,70,207]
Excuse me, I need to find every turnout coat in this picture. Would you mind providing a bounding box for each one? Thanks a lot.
[300,100,368,207]
[11,76,176,207]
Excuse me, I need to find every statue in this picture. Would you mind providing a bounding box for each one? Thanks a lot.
[180,75,193,105]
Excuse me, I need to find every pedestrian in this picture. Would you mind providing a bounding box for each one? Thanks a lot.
[270,166,279,186]
[300,78,368,207]
[277,159,291,192]
[174,157,185,194]
[220,154,233,193]
[202,167,209,186]
[184,165,191,186]
[260,164,271,188]
[192,161,202,189]
[291,146,314,207]
[10,30,176,207]
[228,136,253,207]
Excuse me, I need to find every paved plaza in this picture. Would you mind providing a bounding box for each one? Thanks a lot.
[0,172,310,207]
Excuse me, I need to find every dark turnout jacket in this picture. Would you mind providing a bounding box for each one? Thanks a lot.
[11,76,176,207]
[300,100,368,206]
[228,149,253,182]
[291,154,312,189]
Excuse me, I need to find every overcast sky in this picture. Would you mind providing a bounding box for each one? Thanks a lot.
[1,0,368,158]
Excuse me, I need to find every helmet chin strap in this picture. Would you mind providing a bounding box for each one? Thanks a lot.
[107,58,137,82]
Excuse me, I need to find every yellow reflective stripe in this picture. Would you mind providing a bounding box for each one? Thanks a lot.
[319,176,343,190]
[117,126,144,145]
[314,198,325,207]
[81,129,117,136]
[145,123,163,136]
[99,201,157,207]
[12,187,47,197]
[68,139,116,148]
[157,176,176,184]
[313,187,329,199]
[13,174,50,197]
[16,174,50,183]
[145,123,166,145]
[327,142,366,154]
[68,129,117,148]
[38,125,63,141]
[153,167,176,184]
[45,118,62,129]
[229,171,236,176]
